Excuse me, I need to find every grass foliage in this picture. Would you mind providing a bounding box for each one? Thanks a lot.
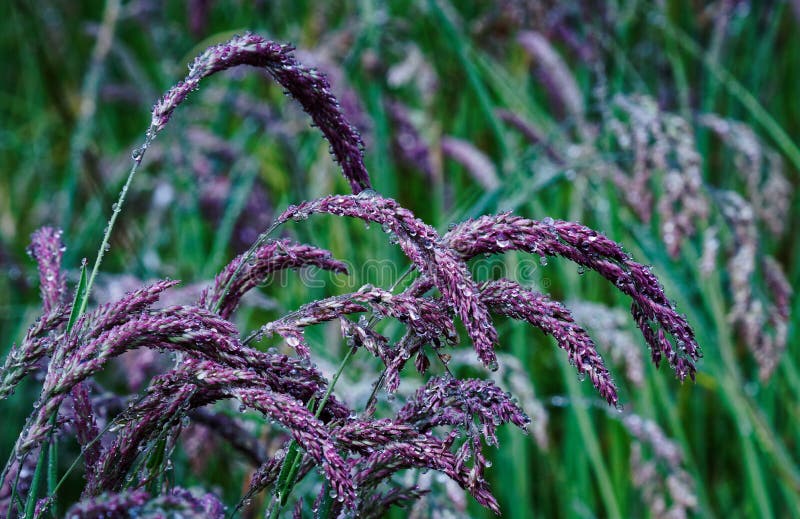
[1,0,798,516]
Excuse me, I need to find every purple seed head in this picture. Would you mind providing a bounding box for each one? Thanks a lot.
[480,279,619,406]
[27,227,67,313]
[151,33,371,193]
[444,213,700,381]
[278,194,500,370]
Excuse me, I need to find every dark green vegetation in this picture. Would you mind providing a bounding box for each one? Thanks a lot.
[1,1,798,517]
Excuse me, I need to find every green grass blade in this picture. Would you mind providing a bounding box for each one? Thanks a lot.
[654,13,800,174]
[47,435,58,518]
[274,441,302,508]
[65,261,88,334]
[427,0,509,158]
[25,440,48,518]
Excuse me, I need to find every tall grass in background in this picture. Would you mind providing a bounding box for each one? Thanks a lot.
[0,0,797,516]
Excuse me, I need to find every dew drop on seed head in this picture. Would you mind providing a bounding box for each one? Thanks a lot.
[357,188,378,199]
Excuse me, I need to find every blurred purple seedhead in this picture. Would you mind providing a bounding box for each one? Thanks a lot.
[700,114,790,237]
[387,101,436,181]
[66,487,225,518]
[621,413,698,518]
[596,97,791,379]
[441,137,500,191]
[718,192,790,380]
[518,30,585,130]
[606,94,708,257]
[569,301,645,388]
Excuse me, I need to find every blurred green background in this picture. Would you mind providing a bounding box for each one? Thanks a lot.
[1,0,798,517]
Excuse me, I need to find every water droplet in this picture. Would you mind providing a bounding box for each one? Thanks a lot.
[291,210,309,222]
[357,188,379,199]
[131,146,145,163]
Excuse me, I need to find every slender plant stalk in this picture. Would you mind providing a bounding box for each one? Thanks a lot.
[78,134,154,318]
